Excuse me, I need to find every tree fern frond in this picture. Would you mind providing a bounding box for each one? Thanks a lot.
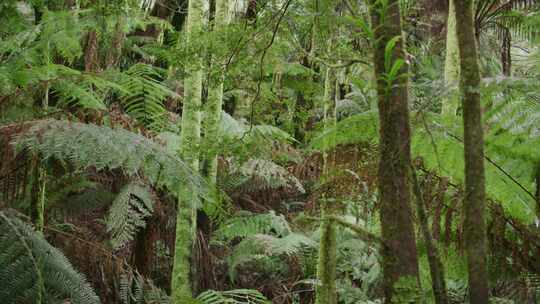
[0,210,100,303]
[13,120,212,201]
[116,63,178,131]
[229,158,304,194]
[197,289,270,304]
[309,110,379,151]
[106,181,156,249]
[214,211,292,242]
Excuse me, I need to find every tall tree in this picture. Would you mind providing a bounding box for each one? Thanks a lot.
[315,67,338,304]
[203,0,229,182]
[171,0,206,302]
[369,0,420,302]
[442,0,460,116]
[454,0,489,303]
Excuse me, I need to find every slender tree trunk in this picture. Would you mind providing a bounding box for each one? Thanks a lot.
[369,1,420,302]
[454,1,489,303]
[105,17,126,69]
[171,0,206,302]
[501,29,512,76]
[412,170,449,304]
[442,0,460,116]
[203,0,229,182]
[315,67,337,304]
[535,163,540,221]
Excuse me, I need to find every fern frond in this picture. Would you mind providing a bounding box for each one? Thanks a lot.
[106,181,156,249]
[116,63,178,131]
[214,211,291,242]
[0,210,100,303]
[229,158,304,194]
[309,110,379,151]
[197,289,269,304]
[13,120,211,201]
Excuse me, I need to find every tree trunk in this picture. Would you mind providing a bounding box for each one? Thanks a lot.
[203,0,229,182]
[454,1,489,303]
[442,0,460,116]
[369,1,420,302]
[171,0,206,302]
[501,29,512,76]
[315,67,337,304]
[535,163,540,221]
[412,170,449,304]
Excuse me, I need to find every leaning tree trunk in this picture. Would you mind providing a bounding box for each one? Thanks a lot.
[442,0,460,116]
[171,0,206,302]
[203,0,229,182]
[315,67,338,304]
[411,170,448,304]
[454,1,490,303]
[369,1,420,302]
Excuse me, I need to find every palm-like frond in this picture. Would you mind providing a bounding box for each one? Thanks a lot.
[13,120,211,200]
[106,181,156,249]
[197,289,270,304]
[0,210,100,304]
[116,64,178,131]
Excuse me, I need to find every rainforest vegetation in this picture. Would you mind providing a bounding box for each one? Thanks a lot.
[1,0,540,303]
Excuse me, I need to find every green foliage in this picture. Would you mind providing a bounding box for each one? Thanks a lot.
[196,289,270,304]
[106,181,155,249]
[116,64,178,131]
[309,110,379,151]
[119,272,169,304]
[0,210,100,303]
[14,120,211,201]
[220,158,304,195]
[214,211,315,280]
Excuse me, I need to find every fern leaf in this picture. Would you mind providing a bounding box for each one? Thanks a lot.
[0,210,100,304]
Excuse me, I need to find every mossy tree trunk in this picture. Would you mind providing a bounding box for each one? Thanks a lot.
[442,0,460,116]
[315,67,338,304]
[411,170,448,304]
[203,0,229,182]
[369,1,420,302]
[454,1,489,303]
[171,0,206,302]
[535,163,540,225]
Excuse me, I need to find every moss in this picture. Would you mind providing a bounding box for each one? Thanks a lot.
[171,0,206,302]
[442,0,460,117]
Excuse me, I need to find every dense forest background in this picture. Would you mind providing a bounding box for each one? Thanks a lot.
[0,0,540,303]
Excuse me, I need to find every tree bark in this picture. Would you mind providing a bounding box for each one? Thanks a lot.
[412,170,449,304]
[203,0,229,183]
[171,0,206,302]
[442,0,460,116]
[315,67,337,304]
[454,1,489,303]
[369,1,420,302]
[535,163,540,221]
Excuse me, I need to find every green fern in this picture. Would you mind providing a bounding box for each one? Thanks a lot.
[309,110,379,151]
[196,289,270,304]
[0,210,100,303]
[214,211,292,242]
[14,120,212,201]
[116,63,178,131]
[106,181,156,249]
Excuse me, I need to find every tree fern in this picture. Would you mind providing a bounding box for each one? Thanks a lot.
[13,120,211,201]
[309,110,379,151]
[0,210,100,304]
[214,211,292,242]
[106,181,156,249]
